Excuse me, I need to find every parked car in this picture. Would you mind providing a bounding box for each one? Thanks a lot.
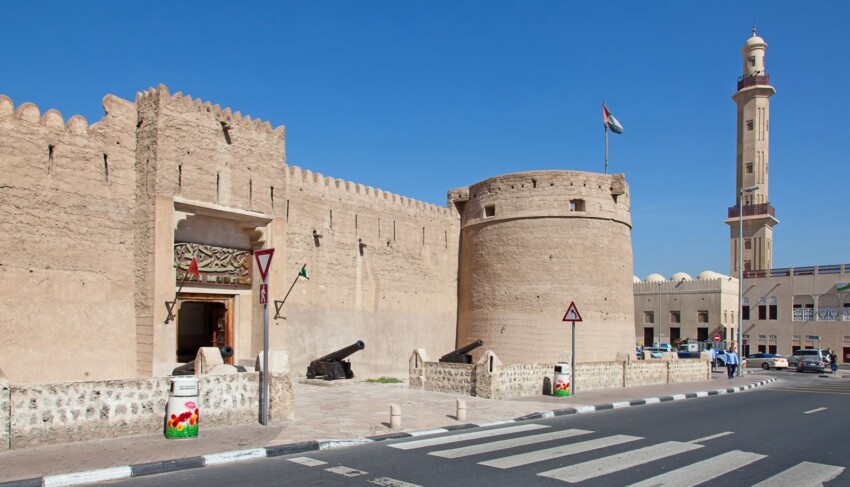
[643,347,669,359]
[636,346,643,359]
[787,349,831,367]
[796,358,828,373]
[714,350,729,366]
[745,353,788,370]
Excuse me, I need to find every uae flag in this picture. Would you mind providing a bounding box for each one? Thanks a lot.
[603,103,624,134]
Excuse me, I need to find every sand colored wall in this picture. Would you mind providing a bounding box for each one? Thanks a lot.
[0,94,138,384]
[282,166,459,377]
[133,86,288,376]
[452,170,634,365]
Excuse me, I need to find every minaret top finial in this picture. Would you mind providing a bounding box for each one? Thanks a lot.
[752,22,757,37]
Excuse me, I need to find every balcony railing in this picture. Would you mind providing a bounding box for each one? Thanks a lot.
[792,307,850,322]
[728,203,776,219]
[742,264,847,279]
[737,73,771,90]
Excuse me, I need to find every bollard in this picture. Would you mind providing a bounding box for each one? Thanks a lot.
[456,399,467,421]
[390,403,401,429]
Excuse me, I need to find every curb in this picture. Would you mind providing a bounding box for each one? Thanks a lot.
[1,378,777,487]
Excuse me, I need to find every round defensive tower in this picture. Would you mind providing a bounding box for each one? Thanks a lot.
[449,170,634,364]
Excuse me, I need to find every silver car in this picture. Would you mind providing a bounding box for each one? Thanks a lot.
[787,349,830,368]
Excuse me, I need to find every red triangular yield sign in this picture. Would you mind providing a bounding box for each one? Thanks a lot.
[562,301,583,322]
[254,248,275,283]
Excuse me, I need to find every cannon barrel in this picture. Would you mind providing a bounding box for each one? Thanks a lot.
[439,340,483,363]
[451,340,483,356]
[315,340,365,363]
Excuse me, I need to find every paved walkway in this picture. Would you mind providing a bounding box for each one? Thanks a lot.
[0,371,788,485]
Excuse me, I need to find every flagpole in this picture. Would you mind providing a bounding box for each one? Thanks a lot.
[604,125,609,174]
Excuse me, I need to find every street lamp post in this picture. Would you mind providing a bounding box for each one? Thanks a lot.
[738,185,759,377]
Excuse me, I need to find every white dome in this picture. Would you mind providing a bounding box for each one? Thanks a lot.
[697,270,719,280]
[633,275,642,283]
[645,273,666,283]
[670,272,692,281]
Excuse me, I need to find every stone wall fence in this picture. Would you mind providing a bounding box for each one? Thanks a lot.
[410,349,711,399]
[0,349,293,450]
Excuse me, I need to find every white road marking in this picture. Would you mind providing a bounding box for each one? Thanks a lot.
[326,465,368,477]
[389,424,548,450]
[575,406,596,414]
[44,467,132,487]
[751,461,845,487]
[627,450,765,487]
[688,431,734,444]
[408,428,448,437]
[320,438,373,449]
[803,407,827,414]
[611,401,631,409]
[671,394,686,401]
[369,477,423,487]
[479,435,642,469]
[287,456,327,466]
[430,429,592,459]
[643,398,661,404]
[537,441,703,483]
[203,448,266,465]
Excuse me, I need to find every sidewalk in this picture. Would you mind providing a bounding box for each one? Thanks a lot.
[0,372,780,485]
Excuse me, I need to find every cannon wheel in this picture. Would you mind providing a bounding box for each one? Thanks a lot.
[323,370,335,381]
[346,370,354,379]
[306,370,316,379]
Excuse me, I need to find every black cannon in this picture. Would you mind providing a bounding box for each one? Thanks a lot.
[306,341,365,380]
[171,346,244,375]
[439,340,483,364]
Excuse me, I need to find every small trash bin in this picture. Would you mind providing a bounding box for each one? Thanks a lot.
[165,376,200,439]
[554,362,571,397]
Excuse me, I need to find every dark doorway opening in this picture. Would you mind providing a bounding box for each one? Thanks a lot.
[177,297,233,364]
[643,327,654,347]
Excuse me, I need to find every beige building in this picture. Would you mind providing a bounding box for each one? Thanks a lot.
[634,271,739,349]
[0,85,637,384]
[634,29,849,363]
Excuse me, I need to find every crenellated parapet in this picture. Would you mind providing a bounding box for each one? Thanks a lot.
[135,84,284,141]
[0,94,130,137]
[286,165,452,217]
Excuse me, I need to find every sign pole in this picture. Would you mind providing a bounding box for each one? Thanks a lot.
[254,249,275,426]
[262,302,269,425]
[571,321,576,396]
[562,301,583,397]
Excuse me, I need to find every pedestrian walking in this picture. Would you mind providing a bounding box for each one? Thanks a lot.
[830,352,838,374]
[726,346,739,379]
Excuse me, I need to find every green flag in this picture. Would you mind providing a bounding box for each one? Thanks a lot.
[299,263,309,279]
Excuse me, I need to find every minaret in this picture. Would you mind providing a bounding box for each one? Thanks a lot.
[726,26,779,278]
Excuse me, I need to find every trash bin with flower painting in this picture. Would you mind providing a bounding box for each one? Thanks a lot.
[553,362,571,397]
[165,377,200,439]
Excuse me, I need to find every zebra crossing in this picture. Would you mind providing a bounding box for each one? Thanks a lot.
[285,422,845,485]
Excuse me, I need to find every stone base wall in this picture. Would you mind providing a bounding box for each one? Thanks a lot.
[2,372,293,450]
[409,350,710,399]
[0,371,9,451]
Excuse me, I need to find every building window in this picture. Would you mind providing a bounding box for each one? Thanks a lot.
[758,305,767,320]
[697,328,709,341]
[569,199,585,212]
[742,306,750,320]
[769,305,778,320]
[644,311,654,324]
[484,205,495,218]
[697,311,709,324]
[746,120,754,130]
[746,163,753,174]
[749,56,756,67]
[669,311,680,324]
[744,238,752,250]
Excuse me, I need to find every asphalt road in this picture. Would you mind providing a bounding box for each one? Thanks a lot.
[102,370,849,486]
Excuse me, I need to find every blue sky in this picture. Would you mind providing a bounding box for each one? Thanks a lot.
[2,1,848,279]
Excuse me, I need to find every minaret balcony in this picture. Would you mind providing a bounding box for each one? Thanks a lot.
[727,203,775,219]
[737,73,770,91]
